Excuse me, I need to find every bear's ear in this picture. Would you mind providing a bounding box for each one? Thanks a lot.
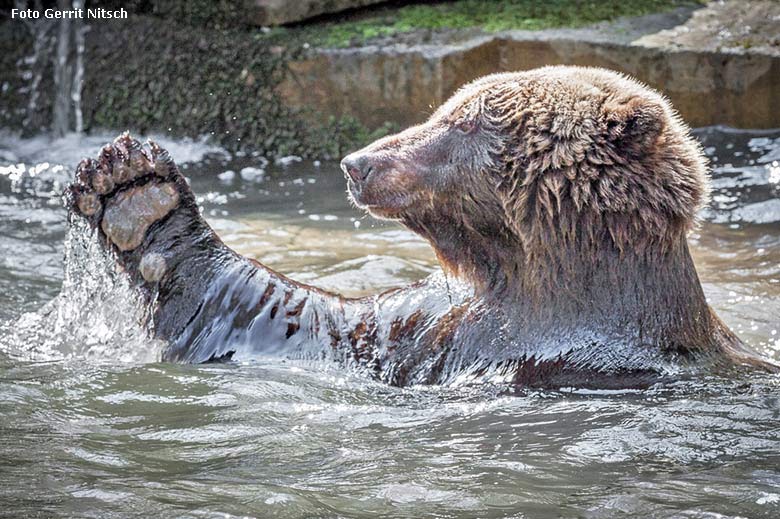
[602,96,665,154]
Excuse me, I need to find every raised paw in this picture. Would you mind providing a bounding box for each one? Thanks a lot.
[67,132,189,252]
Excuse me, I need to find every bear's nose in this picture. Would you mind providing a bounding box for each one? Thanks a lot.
[340,154,374,185]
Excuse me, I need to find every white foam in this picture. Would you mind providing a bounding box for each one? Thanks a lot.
[0,130,229,172]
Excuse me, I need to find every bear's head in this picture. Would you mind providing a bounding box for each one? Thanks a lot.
[341,66,709,296]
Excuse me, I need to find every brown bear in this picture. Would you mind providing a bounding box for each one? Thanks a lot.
[67,66,775,388]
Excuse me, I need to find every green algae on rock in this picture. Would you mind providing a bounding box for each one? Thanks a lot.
[281,0,702,48]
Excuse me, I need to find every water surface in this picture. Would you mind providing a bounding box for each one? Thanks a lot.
[0,128,779,518]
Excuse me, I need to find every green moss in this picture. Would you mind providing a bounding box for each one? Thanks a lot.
[0,7,395,158]
[313,117,399,160]
[280,0,702,48]
[74,16,395,159]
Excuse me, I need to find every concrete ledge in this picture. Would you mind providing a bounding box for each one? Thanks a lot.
[280,3,780,128]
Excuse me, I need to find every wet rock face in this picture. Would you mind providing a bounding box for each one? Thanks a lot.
[249,0,387,26]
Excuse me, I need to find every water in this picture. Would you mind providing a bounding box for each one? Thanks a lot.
[17,7,55,132]
[0,127,779,518]
[16,0,86,137]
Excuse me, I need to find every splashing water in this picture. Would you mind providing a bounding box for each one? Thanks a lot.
[0,131,229,362]
[0,216,162,363]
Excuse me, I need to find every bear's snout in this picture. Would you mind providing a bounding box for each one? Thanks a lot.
[340,154,374,187]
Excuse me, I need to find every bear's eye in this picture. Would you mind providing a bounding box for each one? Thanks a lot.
[455,119,476,135]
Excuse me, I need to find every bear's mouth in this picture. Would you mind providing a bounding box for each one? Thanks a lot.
[347,179,416,220]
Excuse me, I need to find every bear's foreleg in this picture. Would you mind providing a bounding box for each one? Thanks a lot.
[67,134,374,365]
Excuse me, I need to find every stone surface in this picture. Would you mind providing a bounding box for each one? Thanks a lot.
[249,0,387,26]
[635,0,780,57]
[279,3,780,129]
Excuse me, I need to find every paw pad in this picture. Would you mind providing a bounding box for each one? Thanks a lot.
[139,252,167,282]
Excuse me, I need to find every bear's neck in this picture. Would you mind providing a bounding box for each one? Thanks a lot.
[407,216,719,351]
[509,237,716,346]
[402,211,521,293]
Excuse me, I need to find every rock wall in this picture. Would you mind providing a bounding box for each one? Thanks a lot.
[2,2,778,161]
[280,25,780,130]
[0,16,389,159]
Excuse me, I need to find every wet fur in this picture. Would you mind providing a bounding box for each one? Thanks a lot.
[67,67,776,388]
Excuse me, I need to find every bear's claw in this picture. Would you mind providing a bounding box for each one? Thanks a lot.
[68,133,187,255]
